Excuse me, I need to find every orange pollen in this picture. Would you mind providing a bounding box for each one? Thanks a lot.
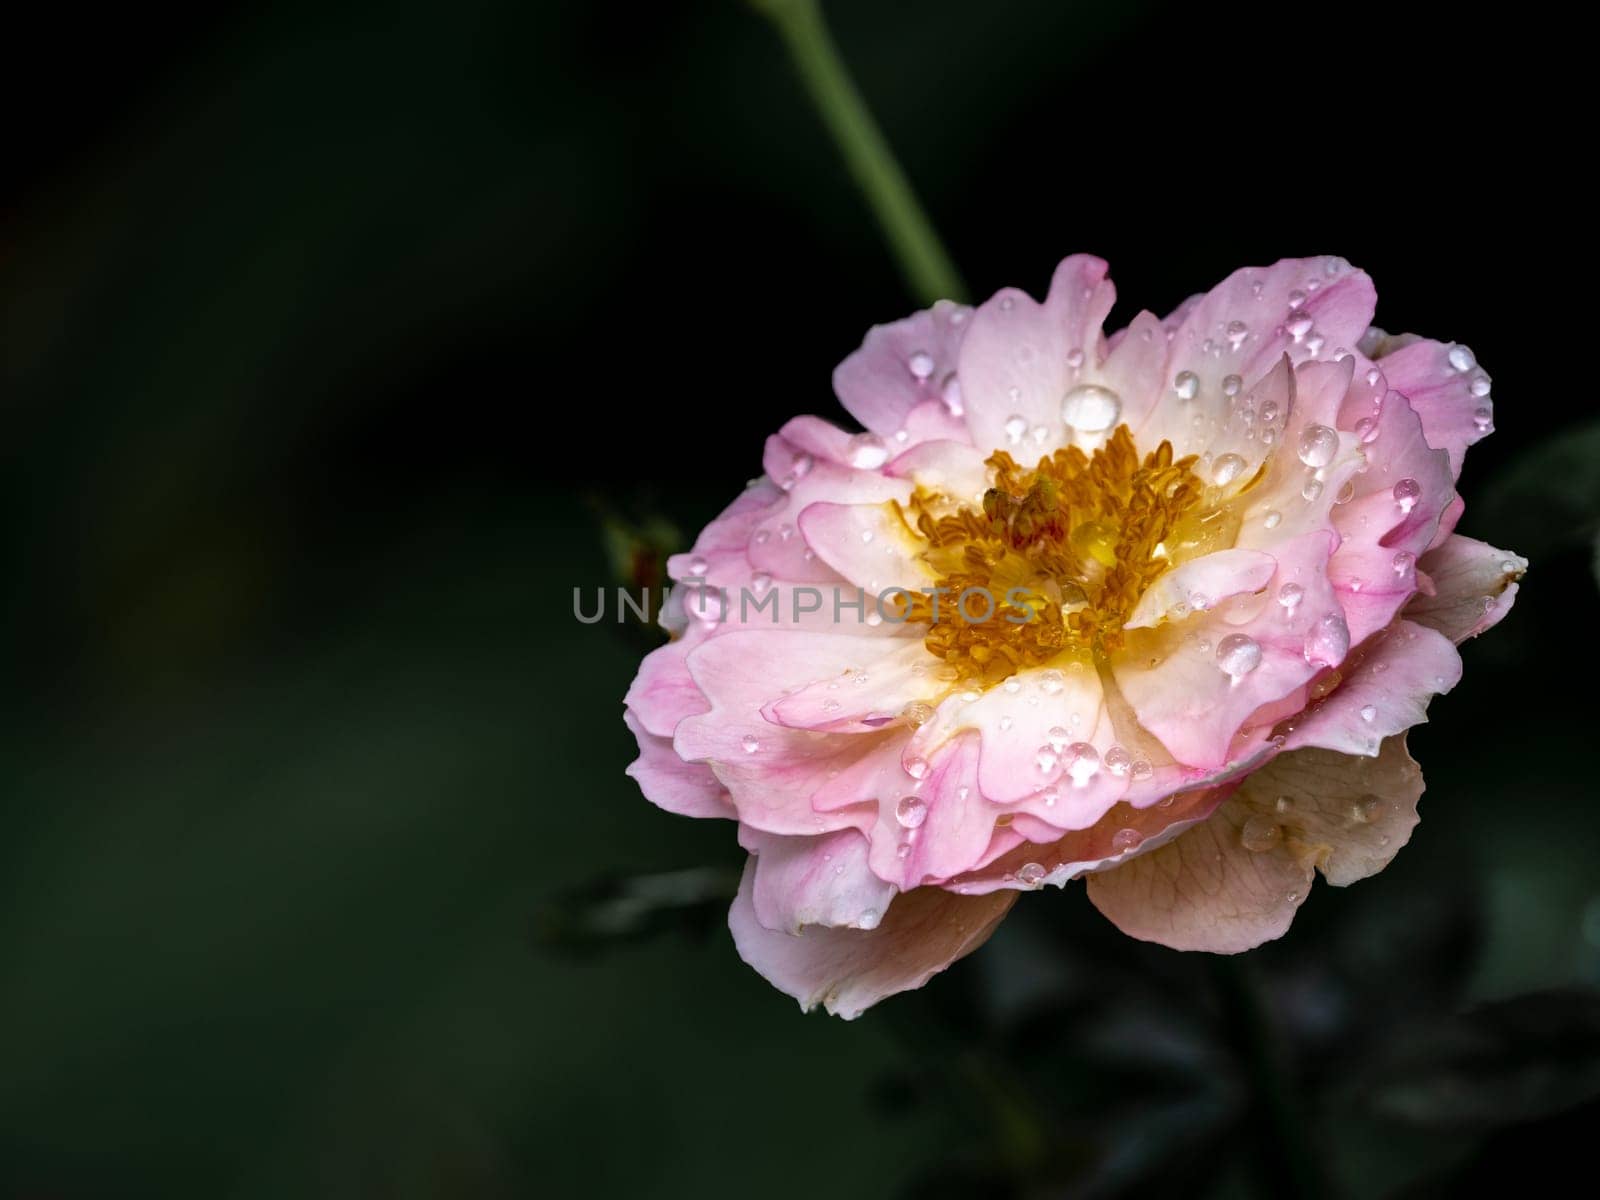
[896,425,1246,684]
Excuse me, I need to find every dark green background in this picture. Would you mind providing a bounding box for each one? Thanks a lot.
[2,1,1592,1196]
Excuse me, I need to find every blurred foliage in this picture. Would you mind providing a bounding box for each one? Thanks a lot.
[0,0,1593,1197]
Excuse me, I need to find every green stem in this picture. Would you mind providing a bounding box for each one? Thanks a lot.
[751,0,967,306]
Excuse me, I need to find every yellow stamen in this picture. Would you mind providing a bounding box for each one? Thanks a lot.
[895,425,1246,684]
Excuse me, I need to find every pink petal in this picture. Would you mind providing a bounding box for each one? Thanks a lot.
[1280,620,1461,757]
[1406,535,1526,643]
[1367,336,1493,478]
[1326,388,1455,643]
[676,631,903,835]
[1114,530,1343,768]
[832,300,973,436]
[737,826,898,934]
[1123,548,1277,629]
[1087,736,1424,950]
[866,732,1004,888]
[797,499,932,597]
[727,858,1015,1018]
[624,639,707,738]
[957,254,1117,455]
[624,710,733,819]
[763,638,936,732]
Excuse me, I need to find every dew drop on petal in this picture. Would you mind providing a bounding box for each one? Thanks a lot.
[1287,288,1307,309]
[1278,582,1304,610]
[1004,414,1027,445]
[1131,758,1154,781]
[1393,477,1422,514]
[1303,612,1351,667]
[1065,742,1100,786]
[1222,373,1242,397]
[1226,321,1249,350]
[1111,827,1143,852]
[1103,745,1132,776]
[1035,746,1058,773]
[905,756,929,780]
[1061,384,1123,432]
[1017,862,1046,886]
[1302,478,1324,502]
[1212,453,1246,486]
[1360,704,1378,723]
[908,350,935,379]
[1287,314,1315,342]
[1473,407,1494,432]
[1263,510,1282,530]
[686,555,708,576]
[1392,550,1415,577]
[741,734,760,754]
[1216,633,1263,679]
[1173,371,1200,401]
[901,700,935,727]
[1240,815,1282,852]
[1297,424,1338,468]
[895,795,928,828]
[848,433,889,469]
[1447,344,1475,372]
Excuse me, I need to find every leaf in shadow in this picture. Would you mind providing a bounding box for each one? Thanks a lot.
[1349,987,1600,1130]
[530,866,740,959]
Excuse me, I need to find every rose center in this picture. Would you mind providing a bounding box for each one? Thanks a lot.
[900,425,1247,683]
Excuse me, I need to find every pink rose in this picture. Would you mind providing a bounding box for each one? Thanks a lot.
[624,255,1523,1018]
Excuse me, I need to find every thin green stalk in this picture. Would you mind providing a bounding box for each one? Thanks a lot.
[751,0,967,306]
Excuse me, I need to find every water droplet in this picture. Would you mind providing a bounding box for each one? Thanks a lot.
[857,908,881,930]
[908,350,935,379]
[896,795,928,828]
[905,756,929,780]
[1393,477,1421,514]
[1473,406,1493,432]
[1447,344,1475,372]
[1004,414,1027,444]
[1240,815,1281,852]
[1226,320,1249,350]
[1131,758,1154,782]
[1287,314,1315,342]
[741,734,760,754]
[1212,453,1246,486]
[1334,478,1356,505]
[1017,862,1046,886]
[686,555,708,576]
[1349,796,1380,824]
[1040,671,1065,696]
[1222,373,1242,397]
[1066,347,1085,369]
[1391,550,1415,577]
[1470,374,1492,398]
[1061,383,1123,432]
[1263,510,1282,530]
[1035,745,1059,773]
[1173,371,1200,401]
[896,842,912,859]
[1111,827,1143,852]
[1065,742,1100,786]
[1278,582,1304,611]
[1303,612,1351,667]
[848,433,889,469]
[1301,477,1324,502]
[1360,704,1378,723]
[1297,424,1338,468]
[1104,745,1132,776]
[1353,416,1378,444]
[901,700,934,727]
[1274,794,1293,814]
[1216,633,1263,679]
[1287,288,1307,309]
